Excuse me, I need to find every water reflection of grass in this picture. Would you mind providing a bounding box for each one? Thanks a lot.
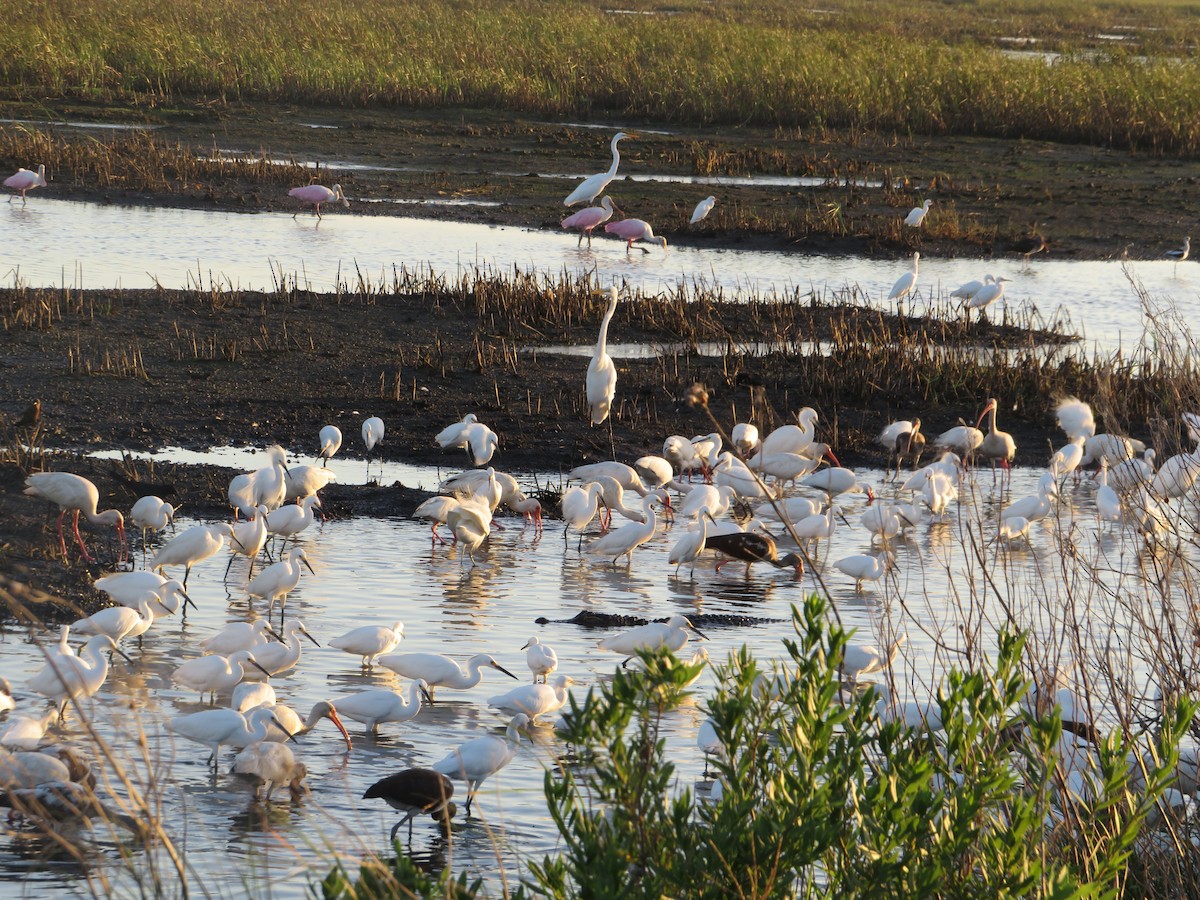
[1,0,1198,152]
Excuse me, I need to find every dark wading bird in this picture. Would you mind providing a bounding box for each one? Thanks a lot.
[364,768,456,842]
[704,529,804,578]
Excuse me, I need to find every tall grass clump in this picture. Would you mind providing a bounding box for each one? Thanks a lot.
[1,0,1200,153]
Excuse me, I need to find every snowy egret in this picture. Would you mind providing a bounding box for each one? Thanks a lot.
[0,750,72,789]
[335,679,430,734]
[562,195,620,247]
[690,195,717,225]
[240,619,320,680]
[841,635,907,685]
[597,614,707,665]
[247,547,315,617]
[0,709,55,750]
[833,551,894,591]
[488,675,574,722]
[445,495,492,565]
[4,165,46,203]
[904,199,932,227]
[1094,460,1123,526]
[604,218,667,253]
[730,422,759,457]
[284,465,337,502]
[71,590,169,645]
[0,679,13,714]
[363,416,385,476]
[966,276,1011,315]
[363,768,455,841]
[318,424,342,465]
[997,516,1032,543]
[152,523,236,587]
[266,495,321,549]
[377,653,517,702]
[1001,472,1059,524]
[29,634,131,716]
[95,573,195,619]
[226,505,270,578]
[1055,398,1096,441]
[288,183,348,218]
[200,619,274,655]
[129,495,175,550]
[23,472,126,563]
[586,492,666,565]
[520,637,558,683]
[167,706,294,764]
[587,286,618,426]
[564,132,631,206]
[172,649,271,703]
[233,742,308,801]
[561,482,608,549]
[668,514,712,577]
[431,713,529,815]
[676,484,737,521]
[697,718,725,775]
[887,252,919,301]
[330,621,405,668]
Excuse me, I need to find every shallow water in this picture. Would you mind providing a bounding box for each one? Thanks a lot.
[3,448,1198,896]
[4,198,1196,353]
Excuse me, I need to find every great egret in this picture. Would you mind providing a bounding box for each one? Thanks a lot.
[586,287,619,425]
[564,132,632,206]
[690,195,717,224]
[904,199,932,227]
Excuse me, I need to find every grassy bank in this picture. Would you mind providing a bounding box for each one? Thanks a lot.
[2,0,1199,153]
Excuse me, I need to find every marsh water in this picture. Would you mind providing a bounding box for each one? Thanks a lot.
[3,446,1198,897]
[3,198,1200,895]
[4,198,1198,353]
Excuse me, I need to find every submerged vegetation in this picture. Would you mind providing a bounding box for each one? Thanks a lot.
[2,0,1200,153]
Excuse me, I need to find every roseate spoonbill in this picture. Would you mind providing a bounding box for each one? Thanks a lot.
[152,523,236,587]
[431,714,529,815]
[587,286,618,425]
[252,699,352,750]
[705,529,805,577]
[690,195,717,224]
[520,637,558,683]
[435,413,479,450]
[597,615,707,665]
[4,165,46,203]
[888,252,920,301]
[488,675,574,722]
[23,472,126,563]
[330,621,405,668]
[1166,236,1190,275]
[167,706,294,764]
[318,424,342,465]
[377,653,517,703]
[564,132,632,206]
[562,195,619,247]
[335,679,429,734]
[288,184,348,218]
[363,768,455,841]
[172,650,271,703]
[604,217,667,253]
[904,199,932,227]
[233,742,308,801]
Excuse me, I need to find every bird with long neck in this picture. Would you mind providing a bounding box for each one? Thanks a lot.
[978,398,1016,485]
[587,287,619,426]
[564,132,631,207]
[23,472,126,564]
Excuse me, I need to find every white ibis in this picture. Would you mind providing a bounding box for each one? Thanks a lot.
[521,637,558,683]
[488,675,575,722]
[23,472,126,563]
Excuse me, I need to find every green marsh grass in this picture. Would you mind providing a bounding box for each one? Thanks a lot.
[2,0,1200,152]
